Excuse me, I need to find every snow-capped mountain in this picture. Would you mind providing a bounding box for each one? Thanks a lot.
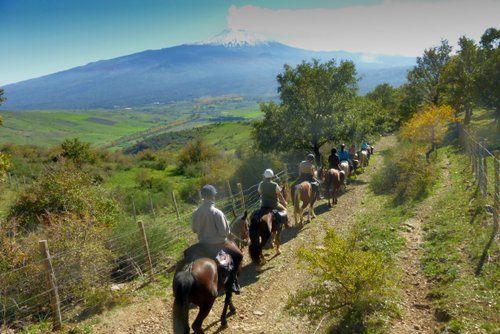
[1,29,415,110]
[196,28,272,47]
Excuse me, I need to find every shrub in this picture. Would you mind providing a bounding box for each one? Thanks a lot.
[370,143,436,203]
[1,165,121,326]
[287,228,396,328]
[61,138,96,165]
[177,139,219,173]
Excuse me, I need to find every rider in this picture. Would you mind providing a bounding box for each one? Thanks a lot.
[361,141,369,151]
[258,169,287,212]
[191,184,243,294]
[328,148,340,170]
[348,144,356,161]
[298,153,321,198]
[338,144,352,172]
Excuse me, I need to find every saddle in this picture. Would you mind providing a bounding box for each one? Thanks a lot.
[183,244,234,285]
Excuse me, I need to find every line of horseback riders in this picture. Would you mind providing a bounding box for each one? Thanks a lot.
[172,142,374,334]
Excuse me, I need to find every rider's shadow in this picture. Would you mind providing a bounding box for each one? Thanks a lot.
[239,262,274,288]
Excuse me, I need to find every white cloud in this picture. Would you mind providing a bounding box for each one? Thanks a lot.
[227,1,500,56]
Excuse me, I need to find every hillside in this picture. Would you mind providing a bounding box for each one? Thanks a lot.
[1,29,414,110]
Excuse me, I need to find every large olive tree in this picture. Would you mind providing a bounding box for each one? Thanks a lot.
[253,59,358,162]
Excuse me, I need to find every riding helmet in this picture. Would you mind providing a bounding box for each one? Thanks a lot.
[263,169,274,178]
[306,153,315,161]
[201,184,217,198]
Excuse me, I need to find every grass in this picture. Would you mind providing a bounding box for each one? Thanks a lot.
[0,100,260,148]
[422,144,499,333]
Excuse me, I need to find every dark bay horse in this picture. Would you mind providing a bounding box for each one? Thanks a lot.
[248,208,283,267]
[292,181,316,225]
[322,168,344,206]
[172,213,249,334]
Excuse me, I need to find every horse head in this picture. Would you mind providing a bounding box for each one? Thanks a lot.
[230,211,249,245]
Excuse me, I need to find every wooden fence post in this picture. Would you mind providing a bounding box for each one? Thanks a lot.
[137,221,154,282]
[237,182,246,212]
[226,180,237,216]
[38,240,62,330]
[148,193,156,220]
[481,139,488,196]
[132,198,137,223]
[7,172,12,188]
[198,190,203,204]
[283,163,290,201]
[171,191,181,224]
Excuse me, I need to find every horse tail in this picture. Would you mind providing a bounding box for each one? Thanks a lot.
[172,270,194,334]
[249,215,262,264]
[293,184,301,213]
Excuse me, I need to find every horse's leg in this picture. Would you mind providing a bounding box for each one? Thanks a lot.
[220,291,233,327]
[192,298,215,334]
[275,231,281,255]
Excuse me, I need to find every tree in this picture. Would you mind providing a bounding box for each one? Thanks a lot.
[366,83,399,128]
[366,83,398,111]
[401,40,452,117]
[253,59,358,162]
[476,28,500,129]
[61,138,95,165]
[400,105,457,162]
[440,36,478,124]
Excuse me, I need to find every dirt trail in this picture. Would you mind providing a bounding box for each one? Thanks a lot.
[89,137,395,334]
[388,158,452,334]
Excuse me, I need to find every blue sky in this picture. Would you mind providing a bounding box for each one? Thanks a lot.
[1,0,498,85]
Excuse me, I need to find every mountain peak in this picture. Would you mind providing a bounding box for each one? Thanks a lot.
[196,28,271,47]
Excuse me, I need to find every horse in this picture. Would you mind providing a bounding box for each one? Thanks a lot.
[359,150,369,168]
[292,181,316,225]
[172,212,249,334]
[322,168,344,206]
[229,212,249,249]
[248,208,284,267]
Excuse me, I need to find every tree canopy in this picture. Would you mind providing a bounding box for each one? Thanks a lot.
[253,59,358,161]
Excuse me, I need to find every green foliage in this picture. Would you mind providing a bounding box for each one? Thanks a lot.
[399,40,452,121]
[253,59,358,161]
[366,83,398,112]
[1,165,122,325]
[440,36,479,124]
[8,164,119,232]
[61,138,96,165]
[288,228,396,331]
[177,138,219,173]
[370,143,436,203]
[422,146,499,333]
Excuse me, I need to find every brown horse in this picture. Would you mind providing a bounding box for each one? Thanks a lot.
[292,181,316,225]
[172,213,249,334]
[322,168,344,206]
[248,208,283,267]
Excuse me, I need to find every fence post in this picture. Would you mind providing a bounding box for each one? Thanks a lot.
[148,193,156,220]
[137,221,154,282]
[198,190,203,204]
[237,182,246,212]
[284,163,290,201]
[38,240,62,330]
[226,180,237,216]
[7,172,12,188]
[132,198,137,223]
[171,191,181,224]
[481,139,488,196]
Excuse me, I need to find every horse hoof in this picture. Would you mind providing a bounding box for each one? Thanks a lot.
[220,320,228,328]
[276,250,281,255]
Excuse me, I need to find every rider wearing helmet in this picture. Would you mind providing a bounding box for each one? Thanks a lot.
[298,153,321,198]
[328,148,340,170]
[258,169,287,211]
[190,184,244,294]
[338,144,350,162]
[361,141,369,151]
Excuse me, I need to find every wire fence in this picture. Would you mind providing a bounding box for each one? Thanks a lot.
[0,167,290,331]
[457,123,499,276]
